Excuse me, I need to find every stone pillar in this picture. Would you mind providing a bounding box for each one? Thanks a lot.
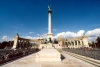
[24,40,27,48]
[69,41,71,48]
[25,41,28,48]
[75,41,77,48]
[65,42,67,48]
[81,34,89,47]
[67,41,68,47]
[77,41,79,48]
[12,34,19,49]
[26,41,29,48]
[9,41,11,49]
[73,41,76,48]
[38,39,42,47]
[58,35,64,48]
[20,40,22,48]
[80,40,82,47]
[70,41,72,48]
[72,41,74,48]
[82,38,89,47]
[48,9,51,34]
[47,5,53,38]
[22,40,25,48]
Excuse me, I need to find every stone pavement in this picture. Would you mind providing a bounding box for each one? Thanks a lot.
[1,51,96,67]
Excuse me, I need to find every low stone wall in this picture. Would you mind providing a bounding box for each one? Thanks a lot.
[39,43,52,49]
[39,44,62,49]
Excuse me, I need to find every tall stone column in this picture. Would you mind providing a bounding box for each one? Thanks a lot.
[70,41,72,48]
[80,40,82,47]
[82,33,89,47]
[12,34,19,49]
[73,41,76,48]
[77,41,79,48]
[47,5,53,38]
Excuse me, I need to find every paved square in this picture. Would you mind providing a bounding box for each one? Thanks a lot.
[1,50,96,67]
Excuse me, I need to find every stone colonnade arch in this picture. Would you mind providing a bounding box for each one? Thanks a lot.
[58,34,89,48]
[65,38,84,48]
[12,34,42,49]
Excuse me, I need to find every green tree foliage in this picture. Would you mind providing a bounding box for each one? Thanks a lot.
[54,39,58,44]
[0,41,14,49]
[96,37,100,48]
[88,41,96,48]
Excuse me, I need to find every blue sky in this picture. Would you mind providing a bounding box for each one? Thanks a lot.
[0,0,100,42]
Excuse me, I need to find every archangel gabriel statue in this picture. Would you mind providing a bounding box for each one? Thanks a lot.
[48,5,51,10]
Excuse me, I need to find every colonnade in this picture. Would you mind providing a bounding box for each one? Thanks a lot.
[58,34,89,48]
[12,33,89,49]
[16,40,32,49]
[65,40,84,48]
[12,34,39,49]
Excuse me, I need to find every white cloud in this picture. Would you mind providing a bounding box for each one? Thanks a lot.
[54,28,100,42]
[86,28,100,37]
[88,37,97,42]
[41,33,47,38]
[77,30,85,36]
[36,33,47,38]
[29,32,34,34]
[53,29,57,31]
[22,36,38,39]
[2,36,8,40]
[1,35,13,42]
[1,28,100,43]
[54,30,85,38]
[86,28,100,42]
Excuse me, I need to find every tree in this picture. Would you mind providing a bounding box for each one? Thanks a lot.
[96,37,100,48]
[0,43,1,48]
[88,42,92,47]
[54,39,58,44]
[0,41,8,49]
[92,41,95,48]
[88,41,98,48]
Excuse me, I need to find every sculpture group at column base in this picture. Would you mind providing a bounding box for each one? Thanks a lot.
[35,48,61,61]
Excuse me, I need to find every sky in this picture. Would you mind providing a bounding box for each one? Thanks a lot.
[0,0,100,42]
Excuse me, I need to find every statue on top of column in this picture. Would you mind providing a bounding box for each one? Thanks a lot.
[48,5,51,10]
[16,33,19,37]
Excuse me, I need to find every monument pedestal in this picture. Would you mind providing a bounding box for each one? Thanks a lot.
[47,33,53,38]
[35,48,61,61]
[39,43,52,49]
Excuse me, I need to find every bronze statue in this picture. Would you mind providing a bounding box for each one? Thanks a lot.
[48,5,51,10]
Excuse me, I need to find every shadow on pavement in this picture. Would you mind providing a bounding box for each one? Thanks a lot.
[61,54,65,61]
